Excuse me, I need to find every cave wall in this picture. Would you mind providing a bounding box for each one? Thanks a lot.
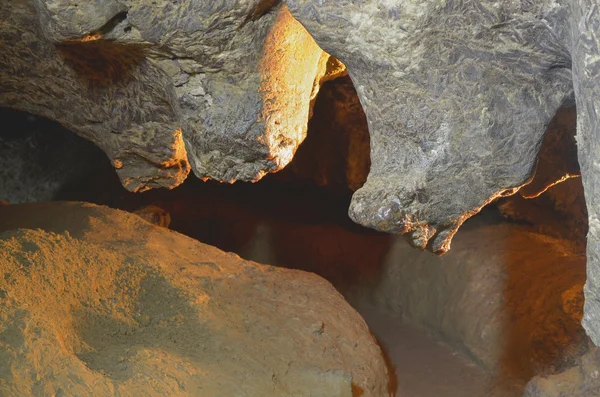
[570,0,600,349]
[287,0,574,252]
[2,0,600,352]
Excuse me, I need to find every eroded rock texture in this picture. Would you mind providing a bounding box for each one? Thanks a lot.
[285,0,600,351]
[518,107,580,199]
[570,0,600,349]
[287,0,575,253]
[0,202,391,396]
[0,0,328,189]
[4,0,600,351]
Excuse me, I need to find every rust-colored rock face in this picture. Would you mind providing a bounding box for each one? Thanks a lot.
[0,202,391,397]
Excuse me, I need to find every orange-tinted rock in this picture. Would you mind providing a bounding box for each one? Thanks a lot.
[0,202,391,397]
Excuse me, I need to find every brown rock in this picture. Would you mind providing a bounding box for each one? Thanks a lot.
[364,214,587,384]
[0,202,391,396]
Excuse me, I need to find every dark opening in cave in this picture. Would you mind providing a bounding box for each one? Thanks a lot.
[0,76,592,397]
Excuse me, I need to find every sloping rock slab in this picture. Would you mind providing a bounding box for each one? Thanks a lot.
[366,214,587,383]
[0,202,390,396]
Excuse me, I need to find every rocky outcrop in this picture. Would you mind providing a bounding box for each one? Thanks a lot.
[0,202,391,396]
[287,0,574,253]
[0,0,328,190]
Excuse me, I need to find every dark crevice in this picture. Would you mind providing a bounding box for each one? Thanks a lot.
[96,11,129,37]
[239,0,282,30]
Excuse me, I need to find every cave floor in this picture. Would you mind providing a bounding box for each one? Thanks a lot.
[357,304,521,397]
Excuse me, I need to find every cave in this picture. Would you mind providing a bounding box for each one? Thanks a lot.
[1,1,600,397]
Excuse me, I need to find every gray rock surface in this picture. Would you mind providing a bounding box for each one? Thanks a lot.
[287,0,574,253]
[286,0,600,351]
[570,0,600,349]
[0,0,327,189]
[0,201,391,396]
[0,1,189,192]
[4,0,600,353]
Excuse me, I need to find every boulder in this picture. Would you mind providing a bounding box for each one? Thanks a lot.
[0,202,390,396]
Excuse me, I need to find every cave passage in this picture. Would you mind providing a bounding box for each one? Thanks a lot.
[0,77,590,397]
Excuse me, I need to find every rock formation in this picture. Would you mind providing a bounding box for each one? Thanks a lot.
[3,0,600,351]
[286,0,574,253]
[365,215,587,387]
[0,202,391,396]
[285,0,600,348]
[570,0,600,351]
[0,0,330,190]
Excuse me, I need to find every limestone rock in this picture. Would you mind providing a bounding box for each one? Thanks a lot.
[570,0,600,349]
[0,0,327,189]
[285,0,600,351]
[518,107,580,199]
[0,202,391,396]
[287,0,574,253]
[496,107,586,248]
